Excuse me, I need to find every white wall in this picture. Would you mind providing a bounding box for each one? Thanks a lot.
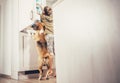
[18,0,35,31]
[0,0,46,79]
[53,0,120,83]
[0,0,30,77]
[0,0,13,75]
[0,5,2,74]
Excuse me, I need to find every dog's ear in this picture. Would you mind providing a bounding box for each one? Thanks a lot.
[40,23,45,31]
[37,23,44,30]
[31,24,36,28]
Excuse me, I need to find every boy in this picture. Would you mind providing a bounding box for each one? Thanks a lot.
[37,4,54,56]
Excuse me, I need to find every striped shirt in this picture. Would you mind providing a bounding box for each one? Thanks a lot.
[41,14,54,35]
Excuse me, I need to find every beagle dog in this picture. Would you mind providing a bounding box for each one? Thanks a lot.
[29,21,53,80]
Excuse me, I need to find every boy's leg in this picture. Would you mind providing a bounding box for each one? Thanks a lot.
[45,34,54,55]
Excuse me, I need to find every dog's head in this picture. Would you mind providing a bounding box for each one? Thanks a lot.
[27,20,45,36]
[29,21,46,42]
[31,20,45,31]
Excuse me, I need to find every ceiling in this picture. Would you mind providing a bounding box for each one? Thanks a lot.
[46,0,64,7]
[46,0,58,6]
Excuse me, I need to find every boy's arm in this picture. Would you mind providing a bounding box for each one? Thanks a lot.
[36,3,44,17]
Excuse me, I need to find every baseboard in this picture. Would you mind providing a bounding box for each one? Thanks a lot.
[0,74,11,79]
[18,69,56,80]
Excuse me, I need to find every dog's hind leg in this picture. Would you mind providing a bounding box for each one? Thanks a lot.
[38,65,43,80]
[38,58,43,80]
[45,55,53,79]
[45,69,53,80]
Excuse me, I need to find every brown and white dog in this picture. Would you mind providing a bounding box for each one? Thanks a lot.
[29,21,53,80]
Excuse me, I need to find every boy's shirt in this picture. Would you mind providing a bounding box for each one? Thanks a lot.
[41,14,54,35]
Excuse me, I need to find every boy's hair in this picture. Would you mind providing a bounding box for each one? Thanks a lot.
[44,6,52,16]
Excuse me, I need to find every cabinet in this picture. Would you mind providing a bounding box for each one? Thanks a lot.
[19,30,39,71]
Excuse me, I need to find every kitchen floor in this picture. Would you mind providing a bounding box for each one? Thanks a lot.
[0,77,56,83]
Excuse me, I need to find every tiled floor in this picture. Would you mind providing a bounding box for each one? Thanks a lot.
[0,77,56,83]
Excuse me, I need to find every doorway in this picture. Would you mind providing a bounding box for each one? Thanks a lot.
[0,5,2,73]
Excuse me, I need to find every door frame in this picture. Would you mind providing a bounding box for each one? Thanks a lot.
[0,2,3,74]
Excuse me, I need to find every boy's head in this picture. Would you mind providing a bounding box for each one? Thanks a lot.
[44,6,52,16]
